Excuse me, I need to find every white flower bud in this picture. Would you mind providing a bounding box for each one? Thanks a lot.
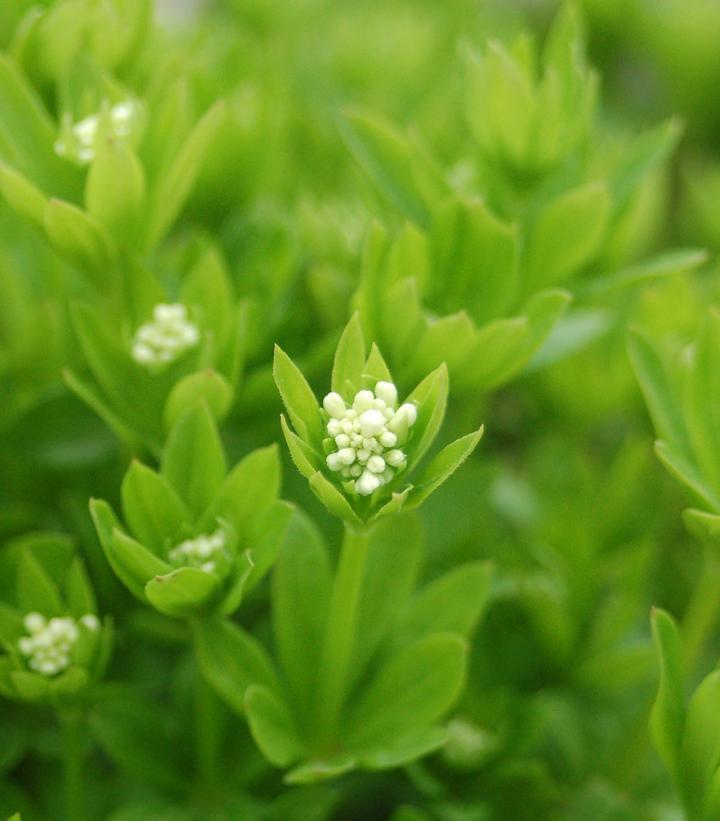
[327,418,342,436]
[367,455,386,474]
[353,390,375,413]
[386,449,406,467]
[398,403,418,425]
[326,452,343,471]
[323,392,346,418]
[337,447,356,465]
[357,448,371,463]
[80,614,100,631]
[335,433,350,448]
[359,409,385,437]
[379,430,397,448]
[356,470,381,496]
[24,613,45,634]
[375,381,398,407]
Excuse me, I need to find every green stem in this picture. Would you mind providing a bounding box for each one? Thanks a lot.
[193,655,223,794]
[59,710,84,821]
[317,521,371,740]
[682,550,720,675]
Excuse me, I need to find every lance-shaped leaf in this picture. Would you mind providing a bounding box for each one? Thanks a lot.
[344,633,467,749]
[193,617,279,715]
[273,345,323,445]
[649,607,685,783]
[406,427,484,510]
[145,567,220,618]
[245,684,304,768]
[161,403,226,518]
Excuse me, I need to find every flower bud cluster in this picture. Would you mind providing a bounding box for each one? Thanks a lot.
[131,304,201,367]
[18,612,99,677]
[55,100,139,165]
[168,529,227,574]
[322,381,417,496]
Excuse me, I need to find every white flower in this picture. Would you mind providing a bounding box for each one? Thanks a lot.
[168,529,228,574]
[131,303,201,367]
[322,381,417,496]
[18,612,97,677]
[55,100,140,165]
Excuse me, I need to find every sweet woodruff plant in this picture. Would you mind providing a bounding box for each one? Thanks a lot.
[1,0,718,819]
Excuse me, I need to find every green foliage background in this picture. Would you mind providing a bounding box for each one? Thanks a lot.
[2,0,720,819]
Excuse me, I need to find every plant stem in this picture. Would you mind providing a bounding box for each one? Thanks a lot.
[59,709,84,821]
[193,654,223,794]
[317,521,371,740]
[682,549,720,674]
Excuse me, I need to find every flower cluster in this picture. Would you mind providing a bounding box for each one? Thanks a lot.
[55,100,139,165]
[131,303,201,367]
[18,613,99,677]
[168,529,229,575]
[322,381,417,495]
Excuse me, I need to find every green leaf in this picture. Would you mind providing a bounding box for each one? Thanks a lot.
[272,511,332,731]
[0,162,47,227]
[145,100,226,249]
[655,441,718,513]
[628,330,690,455]
[429,198,518,324]
[64,556,97,618]
[180,243,234,345]
[357,725,447,770]
[85,141,145,243]
[406,427,484,510]
[108,527,173,598]
[273,345,323,445]
[526,183,610,288]
[284,754,357,786]
[0,54,77,193]
[280,414,320,479]
[64,367,142,446]
[71,303,165,442]
[379,277,426,369]
[308,471,361,524]
[0,602,23,645]
[44,198,113,281]
[204,444,280,535]
[406,363,449,467]
[16,551,64,616]
[407,311,476,384]
[681,670,720,815]
[145,567,220,618]
[245,684,304,767]
[161,403,226,518]
[466,42,534,168]
[342,110,441,225]
[164,369,233,432]
[193,617,278,715]
[649,607,685,782]
[121,461,188,553]
[345,634,467,748]
[331,313,366,396]
[363,343,393,384]
[352,514,422,684]
[400,561,493,642]
[220,502,294,617]
[683,310,720,501]
[89,689,184,792]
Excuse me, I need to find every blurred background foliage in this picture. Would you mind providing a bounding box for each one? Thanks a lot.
[2,0,720,819]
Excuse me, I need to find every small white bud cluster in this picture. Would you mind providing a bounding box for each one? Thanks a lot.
[168,529,227,574]
[18,612,99,677]
[323,381,417,496]
[131,303,200,367]
[55,100,139,165]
